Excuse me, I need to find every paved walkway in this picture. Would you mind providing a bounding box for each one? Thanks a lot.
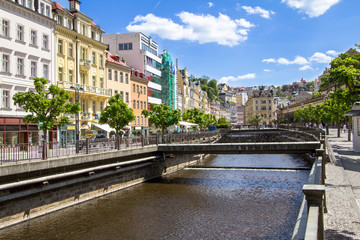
[325,128,360,239]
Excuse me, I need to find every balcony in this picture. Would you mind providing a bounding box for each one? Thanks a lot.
[57,81,112,97]
[80,59,91,70]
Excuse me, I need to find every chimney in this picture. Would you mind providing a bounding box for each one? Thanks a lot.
[121,58,126,64]
[69,0,81,12]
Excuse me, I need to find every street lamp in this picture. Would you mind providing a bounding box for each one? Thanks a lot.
[70,85,84,153]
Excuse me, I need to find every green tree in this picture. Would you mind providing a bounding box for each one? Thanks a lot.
[13,77,80,143]
[247,114,264,126]
[142,103,181,138]
[99,94,135,137]
[203,114,217,128]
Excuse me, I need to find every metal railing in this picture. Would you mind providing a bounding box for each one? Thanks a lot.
[0,131,220,165]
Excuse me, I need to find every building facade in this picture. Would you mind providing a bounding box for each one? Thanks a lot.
[103,32,162,108]
[52,0,110,141]
[245,89,276,125]
[130,70,148,136]
[0,0,55,145]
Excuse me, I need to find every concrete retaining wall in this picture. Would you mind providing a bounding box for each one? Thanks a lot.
[0,152,201,229]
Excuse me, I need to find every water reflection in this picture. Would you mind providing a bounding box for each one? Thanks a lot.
[0,154,309,240]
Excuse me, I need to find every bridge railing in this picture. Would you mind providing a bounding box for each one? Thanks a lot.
[0,131,221,164]
[292,135,326,240]
[278,124,325,141]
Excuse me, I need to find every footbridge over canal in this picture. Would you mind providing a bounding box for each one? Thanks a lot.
[159,128,321,154]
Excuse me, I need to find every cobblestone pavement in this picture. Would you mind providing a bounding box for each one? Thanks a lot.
[325,128,360,239]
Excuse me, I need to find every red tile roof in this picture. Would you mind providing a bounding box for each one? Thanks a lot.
[106,52,127,67]
[52,2,64,11]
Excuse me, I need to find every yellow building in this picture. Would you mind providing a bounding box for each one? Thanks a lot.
[52,0,110,140]
[245,89,276,125]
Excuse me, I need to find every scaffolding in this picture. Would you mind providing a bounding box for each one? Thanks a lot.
[160,50,176,109]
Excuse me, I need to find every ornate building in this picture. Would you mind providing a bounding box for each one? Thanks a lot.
[52,0,110,141]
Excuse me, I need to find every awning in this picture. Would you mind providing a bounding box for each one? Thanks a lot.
[92,123,116,133]
[344,110,360,116]
[178,121,198,127]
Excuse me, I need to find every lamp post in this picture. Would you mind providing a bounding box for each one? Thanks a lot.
[70,85,83,153]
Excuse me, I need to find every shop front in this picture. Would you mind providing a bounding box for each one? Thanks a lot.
[0,118,39,146]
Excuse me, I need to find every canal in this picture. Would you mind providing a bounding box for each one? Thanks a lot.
[0,154,310,240]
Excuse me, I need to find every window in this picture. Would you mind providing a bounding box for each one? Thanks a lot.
[114,71,118,81]
[68,70,73,83]
[58,39,63,54]
[82,24,86,36]
[137,85,139,93]
[17,58,24,75]
[118,43,133,50]
[141,116,143,125]
[261,106,267,111]
[137,116,140,125]
[82,99,85,111]
[120,72,123,83]
[120,91,124,101]
[108,69,112,80]
[2,19,9,38]
[81,48,86,59]
[133,100,135,109]
[20,0,25,5]
[27,0,32,9]
[92,76,96,86]
[100,78,103,88]
[255,100,258,104]
[43,64,49,79]
[99,55,103,67]
[46,5,50,16]
[125,92,129,102]
[17,24,24,42]
[140,101,143,109]
[133,84,135,92]
[68,43,73,57]
[42,34,49,50]
[269,100,272,104]
[144,87,146,93]
[137,100,139,109]
[100,101,103,112]
[2,54,9,73]
[2,90,10,108]
[67,19,72,29]
[30,30,37,46]
[30,61,37,77]
[58,67,63,82]
[91,31,95,39]
[125,73,129,84]
[81,72,85,84]
[92,52,95,64]
[57,16,63,26]
[92,101,96,113]
[114,90,118,94]
[40,3,45,15]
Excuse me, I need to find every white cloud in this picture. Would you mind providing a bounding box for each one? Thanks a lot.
[310,52,332,63]
[282,0,340,18]
[208,2,214,7]
[126,12,255,47]
[326,50,339,56]
[265,56,308,65]
[264,69,274,72]
[219,74,256,84]
[241,6,275,19]
[299,65,313,71]
[262,58,276,63]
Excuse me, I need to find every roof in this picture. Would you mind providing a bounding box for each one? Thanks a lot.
[52,2,64,11]
[344,110,360,116]
[106,52,127,67]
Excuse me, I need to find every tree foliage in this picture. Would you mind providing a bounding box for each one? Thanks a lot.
[182,108,217,128]
[99,94,135,136]
[142,104,181,134]
[190,75,219,102]
[247,114,264,126]
[13,77,80,141]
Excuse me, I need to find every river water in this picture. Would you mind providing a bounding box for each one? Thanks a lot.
[0,154,310,240]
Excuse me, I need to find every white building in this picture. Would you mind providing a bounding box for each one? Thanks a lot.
[0,0,55,145]
[103,32,162,107]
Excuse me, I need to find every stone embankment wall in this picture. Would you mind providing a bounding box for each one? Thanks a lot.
[0,150,202,229]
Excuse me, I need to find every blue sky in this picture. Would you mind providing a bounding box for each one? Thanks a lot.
[57,0,360,87]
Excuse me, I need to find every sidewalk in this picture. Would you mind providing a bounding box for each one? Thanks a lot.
[324,128,360,239]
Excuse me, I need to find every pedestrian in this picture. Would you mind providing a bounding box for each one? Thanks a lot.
[343,124,347,133]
